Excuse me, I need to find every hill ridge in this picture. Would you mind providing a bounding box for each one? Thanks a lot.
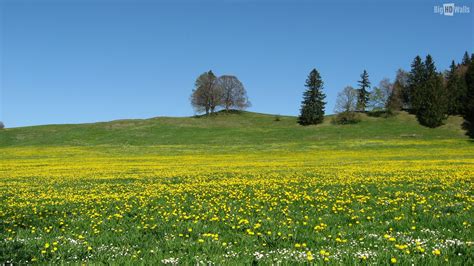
[0,111,467,147]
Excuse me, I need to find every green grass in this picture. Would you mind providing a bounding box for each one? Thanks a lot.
[0,111,469,148]
[1,111,473,265]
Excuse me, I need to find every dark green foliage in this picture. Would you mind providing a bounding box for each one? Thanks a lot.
[462,51,471,65]
[416,74,447,127]
[298,69,326,126]
[463,60,474,138]
[331,112,361,125]
[366,110,394,118]
[410,55,448,128]
[446,60,467,115]
[408,56,426,113]
[356,70,371,111]
[0,122,4,130]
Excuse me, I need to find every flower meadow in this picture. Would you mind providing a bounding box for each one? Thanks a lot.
[1,140,473,264]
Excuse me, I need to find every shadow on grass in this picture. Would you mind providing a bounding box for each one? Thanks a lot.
[193,109,244,118]
[366,110,397,118]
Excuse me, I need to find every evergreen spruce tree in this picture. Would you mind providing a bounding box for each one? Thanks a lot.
[356,70,371,111]
[413,55,448,127]
[462,51,471,65]
[463,60,474,138]
[298,69,326,126]
[408,56,426,113]
[446,60,467,115]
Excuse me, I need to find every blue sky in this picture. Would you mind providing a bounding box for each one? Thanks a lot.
[1,0,472,127]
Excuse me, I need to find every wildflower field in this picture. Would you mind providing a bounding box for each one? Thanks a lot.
[1,113,473,264]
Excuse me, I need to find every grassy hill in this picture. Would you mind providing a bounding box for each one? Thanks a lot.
[1,111,473,265]
[0,111,468,147]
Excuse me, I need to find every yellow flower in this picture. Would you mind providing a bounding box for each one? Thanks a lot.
[307,251,314,261]
[87,246,93,251]
[390,257,397,264]
[432,249,441,256]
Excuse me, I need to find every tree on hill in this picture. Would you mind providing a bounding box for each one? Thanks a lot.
[462,51,471,66]
[298,69,326,125]
[335,86,357,113]
[391,69,410,110]
[356,70,371,112]
[217,75,250,111]
[411,55,448,127]
[0,122,4,130]
[190,70,221,115]
[333,86,360,124]
[463,60,474,138]
[446,60,467,115]
[408,55,426,114]
[369,78,393,111]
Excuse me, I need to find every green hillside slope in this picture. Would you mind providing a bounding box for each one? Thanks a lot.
[0,111,468,147]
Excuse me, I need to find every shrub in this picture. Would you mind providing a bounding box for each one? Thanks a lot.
[367,110,397,118]
[274,115,281,122]
[0,122,4,130]
[331,112,361,125]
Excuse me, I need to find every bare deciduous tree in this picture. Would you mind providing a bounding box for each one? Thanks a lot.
[217,75,250,111]
[369,78,393,111]
[190,71,222,115]
[335,86,358,113]
[393,69,409,110]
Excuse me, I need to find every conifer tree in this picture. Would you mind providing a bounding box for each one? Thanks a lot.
[463,60,474,138]
[356,70,371,111]
[298,69,326,125]
[446,60,467,115]
[462,51,471,65]
[412,55,447,127]
[408,56,426,113]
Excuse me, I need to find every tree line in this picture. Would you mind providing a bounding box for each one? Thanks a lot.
[296,51,474,138]
[188,52,474,138]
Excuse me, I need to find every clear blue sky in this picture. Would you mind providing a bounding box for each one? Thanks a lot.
[1,0,472,127]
